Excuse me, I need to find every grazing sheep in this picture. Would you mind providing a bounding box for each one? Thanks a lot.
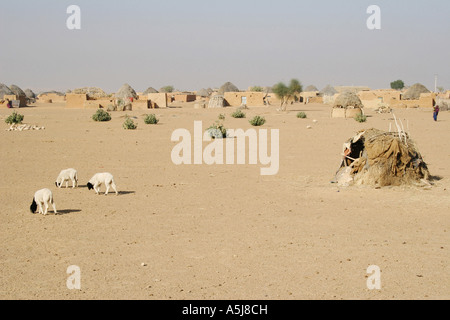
[30,188,57,215]
[87,173,118,196]
[55,168,78,189]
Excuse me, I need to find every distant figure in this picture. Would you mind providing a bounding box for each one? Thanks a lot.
[433,105,440,122]
[6,99,12,109]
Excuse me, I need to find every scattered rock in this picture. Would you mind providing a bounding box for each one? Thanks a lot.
[6,124,45,132]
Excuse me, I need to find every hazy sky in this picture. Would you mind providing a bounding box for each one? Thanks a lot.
[0,0,449,93]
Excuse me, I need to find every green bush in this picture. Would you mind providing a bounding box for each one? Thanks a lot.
[297,112,307,119]
[144,114,159,125]
[218,114,226,121]
[355,114,367,123]
[231,109,246,118]
[249,116,266,127]
[92,109,111,122]
[390,80,405,90]
[250,86,263,92]
[160,85,174,93]
[123,116,138,130]
[5,111,24,125]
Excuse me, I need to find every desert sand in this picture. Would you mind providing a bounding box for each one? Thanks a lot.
[0,102,448,300]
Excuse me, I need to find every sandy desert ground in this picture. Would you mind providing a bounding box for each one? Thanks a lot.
[0,101,448,300]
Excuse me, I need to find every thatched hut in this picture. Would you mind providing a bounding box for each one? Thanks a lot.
[72,87,108,99]
[24,89,36,99]
[143,87,158,94]
[39,91,65,97]
[0,83,14,99]
[333,91,364,109]
[197,88,212,97]
[218,82,239,95]
[305,85,319,92]
[10,85,27,98]
[319,85,338,97]
[402,83,430,100]
[208,95,225,108]
[334,128,430,187]
[331,92,364,118]
[115,84,138,101]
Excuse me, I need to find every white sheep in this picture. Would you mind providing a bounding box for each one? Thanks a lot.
[30,188,58,215]
[55,168,78,189]
[87,173,118,196]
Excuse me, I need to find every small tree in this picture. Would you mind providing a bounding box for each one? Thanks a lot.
[250,86,263,92]
[160,85,174,93]
[390,80,405,90]
[273,79,303,111]
[437,86,445,93]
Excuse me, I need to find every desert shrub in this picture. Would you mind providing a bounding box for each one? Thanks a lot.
[5,111,24,125]
[355,114,367,123]
[250,86,263,92]
[92,109,111,122]
[297,112,307,119]
[123,116,137,130]
[231,109,246,118]
[218,114,226,121]
[160,85,174,93]
[207,121,227,139]
[144,114,159,125]
[249,115,266,127]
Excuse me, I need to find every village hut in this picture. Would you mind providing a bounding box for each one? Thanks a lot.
[143,87,159,94]
[0,83,14,99]
[334,128,430,187]
[197,88,211,97]
[9,85,27,98]
[305,85,319,92]
[319,85,338,97]
[331,91,364,118]
[24,89,36,99]
[72,87,108,99]
[208,95,225,108]
[218,82,239,95]
[333,91,364,109]
[115,84,138,102]
[402,83,430,100]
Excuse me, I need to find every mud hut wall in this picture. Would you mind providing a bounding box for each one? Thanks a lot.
[1,95,27,108]
[66,94,88,108]
[132,100,151,110]
[39,93,66,102]
[147,93,167,108]
[224,92,265,107]
[174,94,197,103]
